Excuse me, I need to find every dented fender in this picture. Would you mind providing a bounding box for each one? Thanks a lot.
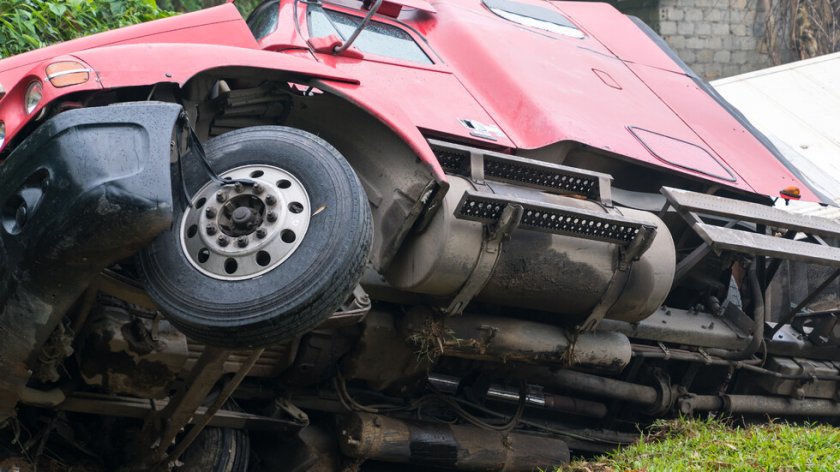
[0,102,183,420]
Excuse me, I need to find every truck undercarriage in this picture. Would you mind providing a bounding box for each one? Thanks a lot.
[2,1,840,470]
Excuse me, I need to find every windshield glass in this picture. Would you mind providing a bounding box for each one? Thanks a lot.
[308,7,433,64]
[247,0,280,40]
[482,0,584,39]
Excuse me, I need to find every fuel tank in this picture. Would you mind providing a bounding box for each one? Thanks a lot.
[385,176,675,323]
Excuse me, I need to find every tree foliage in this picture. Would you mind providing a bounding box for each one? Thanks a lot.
[0,0,172,57]
[156,0,261,15]
[0,0,266,58]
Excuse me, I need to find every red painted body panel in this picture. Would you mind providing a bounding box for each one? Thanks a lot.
[314,54,515,148]
[556,2,684,74]
[395,0,818,199]
[0,0,823,201]
[0,6,254,76]
[315,79,446,180]
[72,43,357,89]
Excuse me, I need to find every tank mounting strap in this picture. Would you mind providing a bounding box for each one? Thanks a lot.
[661,187,840,267]
[429,139,614,206]
[454,190,656,248]
[445,204,523,315]
[577,223,657,331]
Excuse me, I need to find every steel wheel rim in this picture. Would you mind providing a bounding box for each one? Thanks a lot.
[179,164,311,281]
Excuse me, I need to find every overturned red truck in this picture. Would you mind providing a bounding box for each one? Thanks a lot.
[1,0,840,469]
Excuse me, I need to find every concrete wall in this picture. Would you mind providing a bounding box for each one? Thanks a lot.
[657,0,775,80]
[599,0,795,81]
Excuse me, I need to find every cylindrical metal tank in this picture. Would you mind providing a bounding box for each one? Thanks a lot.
[385,176,675,323]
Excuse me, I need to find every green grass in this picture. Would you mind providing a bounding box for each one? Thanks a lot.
[563,417,840,472]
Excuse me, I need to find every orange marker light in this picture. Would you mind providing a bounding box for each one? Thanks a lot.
[46,61,91,88]
[779,185,801,200]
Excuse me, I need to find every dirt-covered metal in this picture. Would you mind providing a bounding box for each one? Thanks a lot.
[3,0,840,470]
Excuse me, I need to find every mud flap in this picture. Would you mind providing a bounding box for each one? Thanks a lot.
[0,102,184,420]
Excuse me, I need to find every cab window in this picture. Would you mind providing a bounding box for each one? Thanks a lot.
[482,0,584,39]
[247,0,280,40]
[308,7,433,64]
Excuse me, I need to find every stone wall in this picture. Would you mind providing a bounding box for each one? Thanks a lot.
[597,0,797,81]
[657,0,775,80]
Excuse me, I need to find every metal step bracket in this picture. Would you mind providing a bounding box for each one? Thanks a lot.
[429,139,614,206]
[661,187,840,267]
[454,190,655,248]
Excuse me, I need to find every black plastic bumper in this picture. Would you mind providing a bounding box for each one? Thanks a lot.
[0,102,184,419]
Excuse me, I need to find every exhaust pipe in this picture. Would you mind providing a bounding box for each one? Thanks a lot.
[338,412,570,471]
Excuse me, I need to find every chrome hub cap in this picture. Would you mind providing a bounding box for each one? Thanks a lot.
[180,164,311,281]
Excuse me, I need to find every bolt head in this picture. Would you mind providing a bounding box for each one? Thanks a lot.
[267,211,278,223]
[216,191,226,202]
[15,204,27,227]
[205,207,217,218]
[253,183,264,194]
[234,182,244,193]
[266,195,277,206]
[217,236,229,247]
[206,224,217,235]
[256,228,267,239]
[237,237,248,248]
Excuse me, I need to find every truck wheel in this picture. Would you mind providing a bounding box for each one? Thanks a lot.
[179,427,249,472]
[138,127,372,348]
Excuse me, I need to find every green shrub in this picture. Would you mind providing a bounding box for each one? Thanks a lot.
[0,0,173,58]
[155,0,263,17]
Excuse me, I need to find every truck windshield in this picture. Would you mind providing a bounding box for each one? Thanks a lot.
[247,0,280,40]
[308,6,433,64]
[482,0,583,39]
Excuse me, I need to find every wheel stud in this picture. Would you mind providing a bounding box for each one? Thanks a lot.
[266,195,277,206]
[217,235,229,247]
[205,207,217,218]
[267,211,278,223]
[234,182,244,193]
[237,237,249,248]
[206,224,217,235]
[256,228,267,239]
[253,183,264,195]
[215,191,226,203]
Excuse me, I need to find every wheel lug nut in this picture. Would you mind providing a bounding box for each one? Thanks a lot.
[215,191,226,202]
[237,237,248,248]
[206,224,217,235]
[253,183,264,194]
[256,228,267,239]
[234,182,244,193]
[267,211,278,223]
[265,195,277,206]
[217,236,229,247]
[205,207,217,218]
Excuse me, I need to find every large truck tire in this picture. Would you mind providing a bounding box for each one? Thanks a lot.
[139,126,372,348]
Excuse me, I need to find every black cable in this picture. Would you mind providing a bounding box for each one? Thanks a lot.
[176,125,257,209]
